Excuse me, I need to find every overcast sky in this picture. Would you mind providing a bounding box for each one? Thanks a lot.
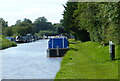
[0,0,68,26]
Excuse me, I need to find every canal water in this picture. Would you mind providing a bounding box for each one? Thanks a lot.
[1,39,62,79]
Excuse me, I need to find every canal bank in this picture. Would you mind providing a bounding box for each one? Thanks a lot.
[0,36,17,50]
[55,39,118,79]
[2,39,62,79]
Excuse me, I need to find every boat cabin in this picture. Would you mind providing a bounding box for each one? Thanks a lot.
[47,37,69,57]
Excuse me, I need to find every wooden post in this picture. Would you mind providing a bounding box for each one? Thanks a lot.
[109,41,115,60]
[57,46,59,56]
[63,37,64,48]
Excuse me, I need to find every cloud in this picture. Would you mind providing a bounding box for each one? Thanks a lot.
[23,8,39,15]
[0,0,67,26]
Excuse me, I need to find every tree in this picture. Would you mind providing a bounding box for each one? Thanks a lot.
[0,18,8,28]
[62,2,90,41]
[73,2,120,44]
[38,30,58,36]
[53,23,67,35]
[23,18,32,24]
[63,2,78,39]
[2,27,13,36]
[34,17,53,33]
[75,3,100,42]
[15,19,22,25]
[17,22,35,35]
[34,16,47,23]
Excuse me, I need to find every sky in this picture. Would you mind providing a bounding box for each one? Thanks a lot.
[0,0,68,26]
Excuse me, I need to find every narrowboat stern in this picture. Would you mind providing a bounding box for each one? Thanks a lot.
[47,37,69,57]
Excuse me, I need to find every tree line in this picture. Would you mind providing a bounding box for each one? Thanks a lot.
[0,17,66,37]
[62,2,120,44]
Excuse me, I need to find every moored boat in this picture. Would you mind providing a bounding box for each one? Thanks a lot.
[47,37,69,57]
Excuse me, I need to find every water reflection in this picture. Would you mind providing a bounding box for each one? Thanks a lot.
[2,40,62,79]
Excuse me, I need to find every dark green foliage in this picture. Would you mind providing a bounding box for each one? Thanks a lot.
[0,18,8,28]
[23,18,32,24]
[38,30,58,36]
[7,22,35,36]
[2,27,13,36]
[2,16,57,37]
[17,22,35,35]
[2,18,35,36]
[62,2,90,41]
[15,19,22,25]
[63,2,120,44]
[53,23,67,34]
[63,2,78,33]
[34,16,53,33]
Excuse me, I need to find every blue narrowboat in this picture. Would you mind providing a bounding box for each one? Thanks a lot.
[6,37,15,41]
[47,37,69,57]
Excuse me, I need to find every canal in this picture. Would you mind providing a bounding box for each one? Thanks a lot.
[1,39,62,79]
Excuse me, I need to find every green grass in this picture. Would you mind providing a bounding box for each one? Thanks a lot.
[0,35,17,50]
[55,39,119,79]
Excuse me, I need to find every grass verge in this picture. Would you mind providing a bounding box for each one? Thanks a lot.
[55,39,119,79]
[0,35,17,50]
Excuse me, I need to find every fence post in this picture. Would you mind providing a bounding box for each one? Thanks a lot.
[109,41,115,60]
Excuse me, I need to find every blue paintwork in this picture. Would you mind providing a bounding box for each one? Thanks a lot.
[48,38,68,49]
[6,37,15,41]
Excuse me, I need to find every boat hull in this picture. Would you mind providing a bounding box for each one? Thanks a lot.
[47,48,69,57]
